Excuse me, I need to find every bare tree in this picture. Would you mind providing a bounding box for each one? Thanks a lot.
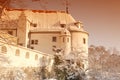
[88,45,120,80]
[0,0,11,18]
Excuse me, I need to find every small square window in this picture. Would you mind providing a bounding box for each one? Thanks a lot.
[53,45,56,48]
[8,31,13,35]
[19,43,23,46]
[30,23,37,27]
[31,47,34,49]
[35,40,38,44]
[31,40,38,45]
[52,37,57,42]
[33,23,37,27]
[31,40,34,44]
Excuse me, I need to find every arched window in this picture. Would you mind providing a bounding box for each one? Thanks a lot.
[41,56,46,66]
[35,54,38,60]
[15,49,20,56]
[26,52,30,59]
[1,46,7,54]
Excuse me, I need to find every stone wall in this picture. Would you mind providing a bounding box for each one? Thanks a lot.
[0,40,54,68]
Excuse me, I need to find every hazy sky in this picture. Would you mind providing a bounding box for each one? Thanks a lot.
[11,0,120,50]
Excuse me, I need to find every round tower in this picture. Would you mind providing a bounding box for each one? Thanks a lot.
[70,21,89,69]
[70,21,89,52]
[60,28,71,56]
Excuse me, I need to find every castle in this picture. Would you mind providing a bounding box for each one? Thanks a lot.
[0,8,88,69]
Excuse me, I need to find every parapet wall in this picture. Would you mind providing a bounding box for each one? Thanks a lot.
[0,40,54,68]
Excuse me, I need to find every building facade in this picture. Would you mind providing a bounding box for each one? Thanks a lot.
[0,8,89,69]
[0,31,54,72]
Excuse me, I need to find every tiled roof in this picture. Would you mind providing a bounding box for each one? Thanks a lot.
[5,8,76,30]
[0,8,87,32]
[0,30,17,44]
[6,8,66,13]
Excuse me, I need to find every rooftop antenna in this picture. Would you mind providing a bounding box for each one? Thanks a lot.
[65,0,69,13]
[63,0,70,13]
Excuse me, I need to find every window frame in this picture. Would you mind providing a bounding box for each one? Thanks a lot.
[31,40,38,45]
[35,40,38,44]
[8,31,13,35]
[52,37,57,42]
[83,38,86,44]
[67,37,69,42]
[31,40,34,44]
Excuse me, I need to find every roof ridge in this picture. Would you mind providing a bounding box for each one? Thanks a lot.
[6,8,66,13]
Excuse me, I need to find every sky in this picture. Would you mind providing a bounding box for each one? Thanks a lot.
[11,0,120,50]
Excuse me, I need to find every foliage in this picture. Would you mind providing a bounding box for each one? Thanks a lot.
[54,54,87,80]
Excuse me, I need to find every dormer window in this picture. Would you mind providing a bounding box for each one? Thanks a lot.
[8,31,13,35]
[60,21,66,28]
[60,24,66,28]
[33,23,37,27]
[74,21,83,29]
[30,23,37,27]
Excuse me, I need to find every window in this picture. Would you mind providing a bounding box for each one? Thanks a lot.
[52,37,57,42]
[83,38,86,44]
[52,45,56,48]
[67,38,69,42]
[35,40,38,44]
[63,37,65,42]
[30,23,37,27]
[33,23,37,27]
[31,46,34,49]
[31,40,34,44]
[35,54,38,60]
[8,31,13,35]
[31,40,38,45]
[60,24,66,28]
[15,49,20,56]
[26,52,30,59]
[19,43,23,46]
[1,46,7,54]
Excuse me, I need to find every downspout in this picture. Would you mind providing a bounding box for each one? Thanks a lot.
[28,31,31,48]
